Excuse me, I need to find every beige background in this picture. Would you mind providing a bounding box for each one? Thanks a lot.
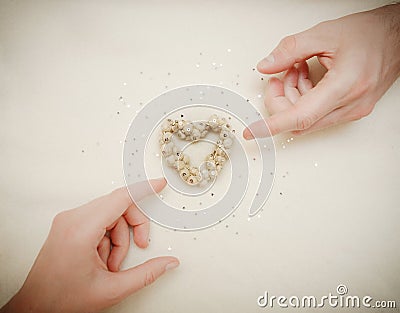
[0,1,399,312]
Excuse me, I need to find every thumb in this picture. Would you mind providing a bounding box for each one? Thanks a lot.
[110,256,179,300]
[257,24,327,74]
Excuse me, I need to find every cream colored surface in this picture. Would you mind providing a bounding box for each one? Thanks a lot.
[0,1,399,312]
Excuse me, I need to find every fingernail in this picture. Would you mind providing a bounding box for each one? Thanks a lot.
[165,261,179,271]
[243,128,254,140]
[259,54,275,68]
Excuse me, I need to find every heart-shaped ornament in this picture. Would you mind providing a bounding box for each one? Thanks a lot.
[159,114,235,186]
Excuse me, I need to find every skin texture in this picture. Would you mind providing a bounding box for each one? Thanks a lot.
[0,179,179,313]
[243,4,400,138]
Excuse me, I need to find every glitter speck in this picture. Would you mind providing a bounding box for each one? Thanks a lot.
[257,214,261,218]
[212,62,216,66]
[155,153,160,157]
[123,82,127,86]
[314,162,318,167]
[290,137,294,141]
[257,94,262,98]
[227,48,232,52]
[111,181,115,185]
[247,217,251,221]
[167,246,172,251]
[282,145,286,149]
[195,63,200,68]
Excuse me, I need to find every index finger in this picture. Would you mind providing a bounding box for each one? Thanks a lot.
[81,178,166,229]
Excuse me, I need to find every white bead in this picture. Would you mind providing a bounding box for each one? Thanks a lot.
[220,130,230,140]
[223,138,233,149]
[184,123,193,135]
[209,170,217,178]
[161,142,174,156]
[161,119,173,131]
[206,161,216,170]
[177,130,186,139]
[208,114,219,129]
[175,160,185,170]
[217,117,226,126]
[194,121,206,132]
[166,155,176,166]
[162,132,173,143]
[201,169,209,180]
[190,167,199,176]
[216,156,226,164]
[192,129,201,140]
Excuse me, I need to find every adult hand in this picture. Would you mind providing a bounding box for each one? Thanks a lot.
[244,4,400,138]
[1,179,179,313]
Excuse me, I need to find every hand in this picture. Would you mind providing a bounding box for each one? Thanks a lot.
[0,179,179,313]
[244,4,400,138]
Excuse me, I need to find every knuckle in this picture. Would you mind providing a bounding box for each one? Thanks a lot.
[52,211,69,228]
[144,270,157,287]
[296,113,315,130]
[350,105,374,121]
[110,187,131,203]
[279,35,297,56]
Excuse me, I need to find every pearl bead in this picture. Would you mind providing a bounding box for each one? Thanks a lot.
[194,121,206,132]
[192,129,201,140]
[166,155,176,166]
[184,123,193,135]
[223,138,233,149]
[175,160,185,170]
[201,169,209,180]
[190,167,199,176]
[220,130,229,139]
[161,119,173,131]
[161,142,174,156]
[177,130,186,139]
[216,156,226,164]
[163,132,173,143]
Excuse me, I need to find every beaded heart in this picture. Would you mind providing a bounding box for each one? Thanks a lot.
[159,115,235,186]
